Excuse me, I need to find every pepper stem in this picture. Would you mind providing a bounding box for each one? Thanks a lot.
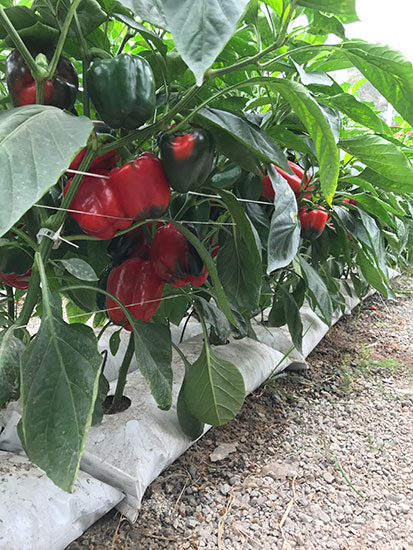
[111,332,135,410]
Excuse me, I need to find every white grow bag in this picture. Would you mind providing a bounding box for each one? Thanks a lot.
[0,273,395,549]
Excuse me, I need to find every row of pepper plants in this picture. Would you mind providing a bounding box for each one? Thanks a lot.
[0,0,412,492]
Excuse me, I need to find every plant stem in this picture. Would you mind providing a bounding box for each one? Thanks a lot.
[35,80,45,105]
[6,286,14,321]
[48,0,82,79]
[112,332,135,409]
[0,7,40,79]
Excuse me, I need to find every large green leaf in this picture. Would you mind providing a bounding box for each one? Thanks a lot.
[159,0,249,85]
[198,107,290,171]
[20,290,102,491]
[112,0,167,27]
[296,0,357,15]
[132,319,172,410]
[358,167,413,195]
[279,285,303,353]
[0,106,92,238]
[339,135,413,189]
[266,166,300,273]
[300,257,333,326]
[319,93,391,136]
[183,342,245,426]
[340,41,413,126]
[216,190,262,315]
[356,246,389,298]
[0,329,25,408]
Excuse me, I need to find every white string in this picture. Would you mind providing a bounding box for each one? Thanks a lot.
[66,169,110,179]
[187,190,272,207]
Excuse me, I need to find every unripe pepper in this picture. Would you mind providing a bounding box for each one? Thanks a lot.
[299,207,329,240]
[106,257,165,330]
[158,128,215,193]
[86,54,156,129]
[64,169,132,240]
[150,224,208,288]
[6,50,78,109]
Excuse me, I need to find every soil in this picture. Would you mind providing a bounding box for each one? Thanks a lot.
[67,274,413,550]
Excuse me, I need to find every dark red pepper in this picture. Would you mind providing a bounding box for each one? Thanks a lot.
[106,257,165,330]
[150,224,208,288]
[158,128,215,193]
[110,153,171,221]
[263,161,312,200]
[107,227,150,265]
[299,207,329,240]
[0,246,32,290]
[6,50,78,110]
[63,169,132,240]
[69,147,120,173]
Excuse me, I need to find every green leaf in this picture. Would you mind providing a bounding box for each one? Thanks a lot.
[266,166,300,273]
[109,329,121,356]
[296,0,357,16]
[91,371,109,426]
[118,0,167,28]
[216,190,262,314]
[307,11,345,38]
[0,329,25,408]
[264,78,340,203]
[183,342,245,426]
[358,167,413,195]
[20,293,103,491]
[114,14,167,55]
[0,106,92,238]
[198,107,290,171]
[356,246,389,297]
[0,6,38,39]
[159,0,249,85]
[341,41,413,126]
[65,300,92,324]
[58,258,98,282]
[175,347,204,440]
[266,126,314,156]
[300,257,333,325]
[319,93,391,136]
[279,285,303,353]
[194,296,231,345]
[339,135,413,190]
[132,319,172,410]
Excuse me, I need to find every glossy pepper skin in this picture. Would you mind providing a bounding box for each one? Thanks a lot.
[158,128,215,193]
[299,207,329,240]
[63,170,132,240]
[6,50,78,110]
[69,147,120,173]
[107,227,150,266]
[86,54,156,130]
[106,257,165,330]
[110,153,170,221]
[150,224,208,288]
[262,161,312,200]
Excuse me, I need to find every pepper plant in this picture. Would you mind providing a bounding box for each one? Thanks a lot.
[0,0,412,491]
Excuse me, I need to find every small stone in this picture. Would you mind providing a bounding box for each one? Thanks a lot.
[186,519,197,529]
[260,461,299,479]
[298,497,309,506]
[210,443,238,462]
[220,483,231,496]
[323,472,335,484]
[399,503,410,513]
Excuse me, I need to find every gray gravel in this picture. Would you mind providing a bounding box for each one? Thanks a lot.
[68,275,413,550]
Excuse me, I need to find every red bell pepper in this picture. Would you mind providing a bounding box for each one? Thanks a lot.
[64,170,132,240]
[65,153,170,240]
[110,153,171,221]
[150,224,208,288]
[69,147,120,172]
[107,227,150,265]
[299,207,329,240]
[106,257,165,330]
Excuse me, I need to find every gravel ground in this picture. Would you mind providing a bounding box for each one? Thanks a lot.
[68,275,413,550]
